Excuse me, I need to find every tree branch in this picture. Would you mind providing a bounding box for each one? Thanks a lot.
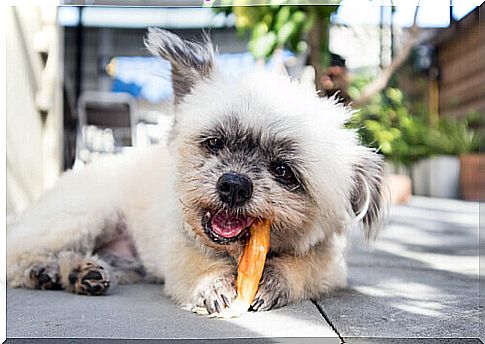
[353,3,421,108]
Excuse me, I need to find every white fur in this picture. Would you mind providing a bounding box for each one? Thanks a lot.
[7,64,382,309]
[175,70,362,247]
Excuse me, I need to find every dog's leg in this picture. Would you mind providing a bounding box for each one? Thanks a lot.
[158,237,237,315]
[170,248,236,315]
[250,234,348,312]
[7,206,117,293]
[10,250,113,295]
[7,158,128,293]
[96,251,146,285]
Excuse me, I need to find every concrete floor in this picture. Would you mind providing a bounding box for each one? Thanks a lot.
[6,197,483,343]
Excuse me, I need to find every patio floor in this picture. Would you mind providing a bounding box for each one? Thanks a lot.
[6,197,483,343]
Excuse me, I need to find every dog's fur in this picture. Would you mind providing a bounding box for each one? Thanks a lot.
[6,29,386,314]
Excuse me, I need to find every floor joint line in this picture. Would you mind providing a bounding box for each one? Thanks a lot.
[311,299,346,344]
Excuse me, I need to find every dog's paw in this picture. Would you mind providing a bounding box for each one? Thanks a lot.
[190,272,237,315]
[29,264,63,290]
[250,262,290,312]
[69,261,110,296]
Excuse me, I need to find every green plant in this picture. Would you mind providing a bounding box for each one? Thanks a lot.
[215,3,339,62]
[348,83,427,166]
[459,110,484,153]
[347,77,480,166]
[213,2,340,94]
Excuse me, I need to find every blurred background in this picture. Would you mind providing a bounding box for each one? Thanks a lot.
[6,1,483,217]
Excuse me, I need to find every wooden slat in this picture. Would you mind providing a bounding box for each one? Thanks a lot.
[438,24,479,62]
[441,98,485,118]
[437,18,484,118]
[439,50,481,85]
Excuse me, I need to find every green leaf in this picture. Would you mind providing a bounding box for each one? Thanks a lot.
[274,6,291,31]
[277,21,296,45]
[296,40,308,53]
[249,32,277,59]
[291,10,306,25]
[262,12,274,27]
[251,22,269,40]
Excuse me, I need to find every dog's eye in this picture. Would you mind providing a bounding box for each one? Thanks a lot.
[205,137,224,152]
[271,162,297,185]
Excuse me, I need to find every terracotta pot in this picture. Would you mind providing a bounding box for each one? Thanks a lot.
[384,174,412,204]
[459,153,484,201]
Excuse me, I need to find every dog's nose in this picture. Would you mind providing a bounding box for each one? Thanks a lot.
[216,172,253,207]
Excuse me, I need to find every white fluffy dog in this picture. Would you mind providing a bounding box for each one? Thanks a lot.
[7,29,386,314]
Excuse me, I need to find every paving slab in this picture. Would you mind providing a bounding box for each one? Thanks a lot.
[7,197,482,342]
[317,197,481,340]
[7,284,338,340]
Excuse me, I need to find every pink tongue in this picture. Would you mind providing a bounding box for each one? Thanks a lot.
[210,212,254,238]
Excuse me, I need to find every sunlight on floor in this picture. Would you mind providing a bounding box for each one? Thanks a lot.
[391,300,443,317]
[355,281,444,316]
[219,306,337,337]
[375,240,479,276]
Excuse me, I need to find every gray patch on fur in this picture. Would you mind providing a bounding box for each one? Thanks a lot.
[144,28,215,104]
[196,114,310,195]
[97,251,146,284]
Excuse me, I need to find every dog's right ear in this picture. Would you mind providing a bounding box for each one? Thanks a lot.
[350,147,388,241]
[145,28,215,104]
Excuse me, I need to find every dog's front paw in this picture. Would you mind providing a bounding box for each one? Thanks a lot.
[250,262,290,312]
[190,272,237,315]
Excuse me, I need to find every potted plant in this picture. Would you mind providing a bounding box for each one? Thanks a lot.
[412,115,480,199]
[456,112,482,201]
[348,79,482,200]
[346,86,427,203]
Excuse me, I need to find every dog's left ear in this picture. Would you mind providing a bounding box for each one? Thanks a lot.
[350,148,388,240]
[145,28,215,104]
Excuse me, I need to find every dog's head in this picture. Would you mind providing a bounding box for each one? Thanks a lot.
[146,29,387,254]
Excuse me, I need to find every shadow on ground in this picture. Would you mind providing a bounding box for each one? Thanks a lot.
[318,197,481,339]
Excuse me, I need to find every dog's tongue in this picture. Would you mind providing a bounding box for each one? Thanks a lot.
[211,212,254,238]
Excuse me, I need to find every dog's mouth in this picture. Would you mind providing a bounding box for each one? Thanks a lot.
[202,210,254,245]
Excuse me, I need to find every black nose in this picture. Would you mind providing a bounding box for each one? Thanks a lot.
[216,172,253,207]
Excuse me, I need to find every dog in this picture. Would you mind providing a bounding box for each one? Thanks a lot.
[6,29,386,314]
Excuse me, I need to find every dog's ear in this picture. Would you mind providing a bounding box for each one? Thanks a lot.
[145,28,215,104]
[350,148,388,241]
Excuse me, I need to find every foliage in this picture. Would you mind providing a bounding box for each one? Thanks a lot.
[347,76,480,166]
[215,2,339,63]
[430,116,480,155]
